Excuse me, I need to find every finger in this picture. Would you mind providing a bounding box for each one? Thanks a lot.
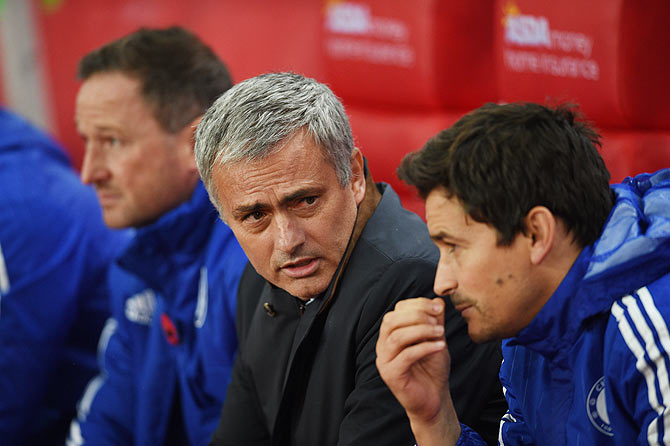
[377,322,445,362]
[380,298,445,340]
[377,339,447,379]
[394,297,444,316]
[432,297,446,327]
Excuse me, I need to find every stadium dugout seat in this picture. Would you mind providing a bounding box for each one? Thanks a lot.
[494,0,670,182]
[321,0,498,217]
[26,0,670,215]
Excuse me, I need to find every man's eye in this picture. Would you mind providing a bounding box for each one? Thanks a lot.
[297,196,317,207]
[245,211,264,221]
[445,243,456,254]
[102,137,121,149]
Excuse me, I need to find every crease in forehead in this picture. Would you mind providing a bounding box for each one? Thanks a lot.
[217,128,327,179]
[75,73,149,129]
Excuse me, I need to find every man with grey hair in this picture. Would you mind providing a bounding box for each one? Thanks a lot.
[195,72,506,446]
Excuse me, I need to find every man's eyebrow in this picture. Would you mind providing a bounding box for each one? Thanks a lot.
[279,187,322,206]
[231,187,323,218]
[430,230,465,244]
[232,202,267,218]
[75,123,121,135]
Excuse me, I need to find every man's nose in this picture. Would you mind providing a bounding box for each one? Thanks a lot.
[274,214,306,255]
[80,144,109,185]
[433,260,457,297]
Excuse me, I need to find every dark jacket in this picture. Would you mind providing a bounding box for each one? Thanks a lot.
[211,181,506,446]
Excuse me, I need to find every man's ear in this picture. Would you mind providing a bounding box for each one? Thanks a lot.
[525,206,556,265]
[178,115,203,172]
[350,147,366,205]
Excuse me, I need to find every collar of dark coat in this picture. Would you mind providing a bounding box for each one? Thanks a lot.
[316,158,382,314]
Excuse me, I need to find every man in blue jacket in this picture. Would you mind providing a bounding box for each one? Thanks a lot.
[376,102,670,445]
[0,107,128,445]
[67,27,247,446]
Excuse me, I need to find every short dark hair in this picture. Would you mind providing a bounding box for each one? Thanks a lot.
[398,102,614,247]
[78,26,232,133]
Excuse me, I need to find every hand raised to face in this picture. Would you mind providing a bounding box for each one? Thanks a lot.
[376,297,461,446]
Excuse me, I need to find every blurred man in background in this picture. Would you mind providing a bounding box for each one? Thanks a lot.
[0,107,128,445]
[195,72,506,446]
[377,102,670,445]
[67,26,247,446]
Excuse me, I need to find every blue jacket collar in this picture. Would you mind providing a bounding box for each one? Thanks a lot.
[118,182,220,287]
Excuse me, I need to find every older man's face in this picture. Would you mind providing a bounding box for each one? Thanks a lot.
[213,130,366,300]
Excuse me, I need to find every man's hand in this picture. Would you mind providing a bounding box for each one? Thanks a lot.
[376,297,461,446]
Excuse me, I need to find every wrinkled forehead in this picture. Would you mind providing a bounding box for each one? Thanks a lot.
[212,132,335,201]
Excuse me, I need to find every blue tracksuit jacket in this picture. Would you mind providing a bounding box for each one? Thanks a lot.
[498,169,670,445]
[455,169,670,445]
[0,108,128,445]
[68,182,248,446]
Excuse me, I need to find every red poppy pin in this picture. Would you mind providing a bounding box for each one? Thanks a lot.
[160,313,180,345]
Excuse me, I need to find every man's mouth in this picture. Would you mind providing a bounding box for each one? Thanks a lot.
[452,300,474,316]
[96,190,120,207]
[280,258,319,278]
[454,303,471,312]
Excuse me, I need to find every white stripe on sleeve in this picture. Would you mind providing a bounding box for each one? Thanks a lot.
[66,420,84,446]
[613,289,670,445]
[638,287,670,444]
[0,242,10,295]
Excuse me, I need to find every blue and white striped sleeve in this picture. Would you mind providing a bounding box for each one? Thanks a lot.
[609,278,670,445]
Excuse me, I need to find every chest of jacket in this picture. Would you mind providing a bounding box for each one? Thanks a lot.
[239,258,392,444]
[502,314,617,444]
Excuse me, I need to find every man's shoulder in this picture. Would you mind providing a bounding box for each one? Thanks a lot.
[605,272,670,335]
[600,273,670,380]
[358,183,438,266]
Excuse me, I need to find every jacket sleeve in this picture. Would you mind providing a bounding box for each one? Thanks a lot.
[0,227,93,441]
[606,277,670,446]
[456,424,489,445]
[67,268,139,446]
[0,164,124,444]
[0,228,79,440]
[337,258,506,446]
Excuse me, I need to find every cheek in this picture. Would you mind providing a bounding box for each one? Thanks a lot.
[235,231,275,268]
[111,154,142,186]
